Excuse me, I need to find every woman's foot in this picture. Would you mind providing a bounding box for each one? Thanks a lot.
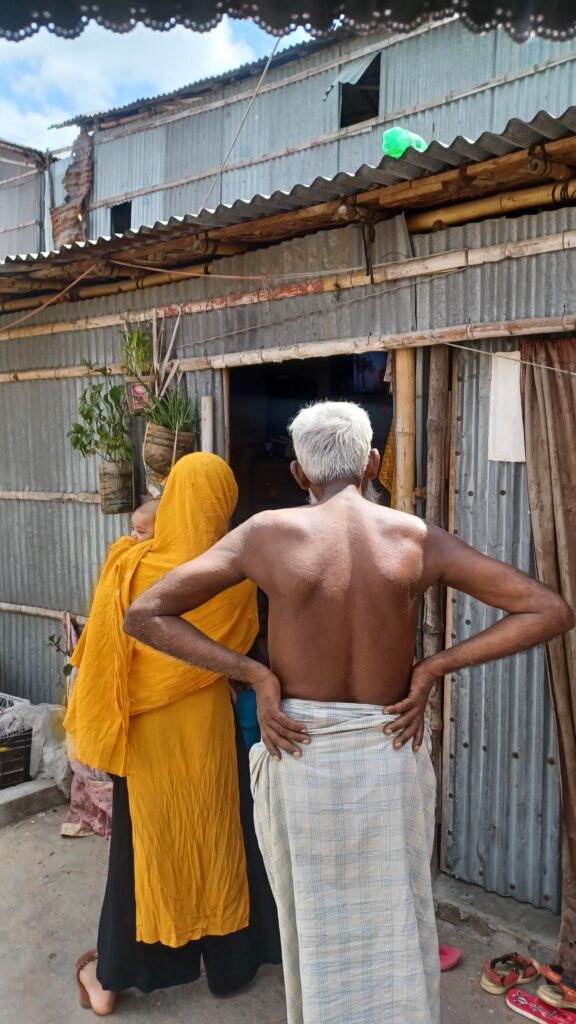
[76,954,116,1016]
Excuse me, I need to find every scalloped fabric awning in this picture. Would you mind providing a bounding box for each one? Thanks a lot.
[0,1,574,43]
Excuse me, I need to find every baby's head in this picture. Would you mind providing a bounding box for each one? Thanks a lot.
[130,498,160,542]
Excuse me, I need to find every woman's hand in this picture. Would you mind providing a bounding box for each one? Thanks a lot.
[382,662,437,751]
[254,670,309,761]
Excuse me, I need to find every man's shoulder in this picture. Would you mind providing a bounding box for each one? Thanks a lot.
[248,506,310,531]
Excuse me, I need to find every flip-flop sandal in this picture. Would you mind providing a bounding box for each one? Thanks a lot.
[538,966,576,1010]
[75,950,116,1016]
[480,953,540,994]
[506,987,576,1023]
[76,949,98,1010]
[439,945,462,971]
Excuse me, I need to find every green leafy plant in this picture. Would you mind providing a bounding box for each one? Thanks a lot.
[121,325,153,377]
[68,363,132,463]
[145,387,199,432]
[48,634,75,679]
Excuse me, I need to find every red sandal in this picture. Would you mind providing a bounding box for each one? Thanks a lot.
[480,953,540,995]
[538,965,576,1010]
[507,987,576,1023]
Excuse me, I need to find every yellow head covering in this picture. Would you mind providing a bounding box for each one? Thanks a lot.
[64,453,258,776]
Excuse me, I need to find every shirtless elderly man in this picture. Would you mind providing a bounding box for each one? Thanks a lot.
[124,400,573,1024]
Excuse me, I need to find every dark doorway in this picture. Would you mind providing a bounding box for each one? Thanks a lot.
[229,353,392,526]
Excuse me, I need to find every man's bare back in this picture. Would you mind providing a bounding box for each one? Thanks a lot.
[124,401,573,762]
[237,492,425,706]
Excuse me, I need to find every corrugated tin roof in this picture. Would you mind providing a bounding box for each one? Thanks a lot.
[6,104,576,266]
[53,32,348,130]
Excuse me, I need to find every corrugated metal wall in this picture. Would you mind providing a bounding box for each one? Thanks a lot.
[412,213,567,913]
[0,324,130,703]
[0,144,44,258]
[82,21,576,234]
[442,340,561,912]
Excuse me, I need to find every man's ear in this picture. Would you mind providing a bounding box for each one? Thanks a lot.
[290,460,311,492]
[363,448,381,483]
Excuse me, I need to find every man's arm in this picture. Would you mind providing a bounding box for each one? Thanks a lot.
[385,524,574,746]
[123,521,309,760]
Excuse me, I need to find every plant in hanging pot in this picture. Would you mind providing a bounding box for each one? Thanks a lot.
[142,386,199,480]
[68,364,134,514]
[121,325,154,415]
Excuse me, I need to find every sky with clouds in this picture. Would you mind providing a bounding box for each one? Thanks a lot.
[0,18,309,152]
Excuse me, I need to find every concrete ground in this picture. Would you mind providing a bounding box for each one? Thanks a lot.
[0,805,553,1024]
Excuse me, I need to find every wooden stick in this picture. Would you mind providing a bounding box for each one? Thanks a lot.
[200,395,214,453]
[422,345,450,835]
[440,351,460,874]
[1,226,576,334]
[222,368,231,464]
[394,348,416,515]
[0,601,88,625]
[0,489,100,503]
[407,179,576,233]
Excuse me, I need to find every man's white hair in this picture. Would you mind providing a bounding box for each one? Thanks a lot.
[288,401,373,486]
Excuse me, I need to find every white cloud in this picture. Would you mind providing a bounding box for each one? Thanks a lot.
[0,18,261,150]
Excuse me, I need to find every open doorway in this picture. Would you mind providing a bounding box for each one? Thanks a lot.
[229,352,392,526]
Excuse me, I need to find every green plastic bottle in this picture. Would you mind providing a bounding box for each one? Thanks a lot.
[381,126,427,159]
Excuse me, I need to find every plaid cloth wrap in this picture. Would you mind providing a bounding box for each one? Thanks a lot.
[250,699,440,1024]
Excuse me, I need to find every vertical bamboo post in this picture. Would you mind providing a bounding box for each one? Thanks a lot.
[394,348,416,514]
[440,351,460,872]
[222,368,231,464]
[423,345,450,843]
[200,395,214,453]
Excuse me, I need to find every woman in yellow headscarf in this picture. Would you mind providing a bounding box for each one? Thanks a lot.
[65,453,280,1016]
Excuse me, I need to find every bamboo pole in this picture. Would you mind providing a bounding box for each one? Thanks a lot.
[222,368,231,464]
[0,601,88,625]
[2,311,576,385]
[200,395,214,453]
[1,226,576,331]
[0,489,100,504]
[394,348,416,515]
[407,179,576,233]
[422,346,450,837]
[440,352,460,874]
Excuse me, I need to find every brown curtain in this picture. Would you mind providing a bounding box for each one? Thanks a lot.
[520,338,576,975]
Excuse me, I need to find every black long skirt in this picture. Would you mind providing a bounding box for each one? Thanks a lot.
[96,714,281,994]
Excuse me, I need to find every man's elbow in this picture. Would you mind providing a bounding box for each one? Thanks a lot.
[543,592,575,638]
[123,600,149,641]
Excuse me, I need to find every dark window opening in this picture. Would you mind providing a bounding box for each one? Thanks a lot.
[339,54,381,129]
[110,201,132,235]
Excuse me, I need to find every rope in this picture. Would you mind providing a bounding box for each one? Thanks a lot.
[0,263,98,335]
[199,36,282,211]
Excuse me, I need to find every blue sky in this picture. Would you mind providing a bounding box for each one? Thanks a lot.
[0,18,309,151]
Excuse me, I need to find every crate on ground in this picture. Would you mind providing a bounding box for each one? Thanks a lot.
[0,693,33,790]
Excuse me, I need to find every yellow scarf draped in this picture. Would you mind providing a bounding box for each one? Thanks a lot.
[64,453,258,945]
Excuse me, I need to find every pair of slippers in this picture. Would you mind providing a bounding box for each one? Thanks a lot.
[480,953,576,1022]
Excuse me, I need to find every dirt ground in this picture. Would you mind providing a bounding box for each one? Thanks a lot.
[0,805,544,1024]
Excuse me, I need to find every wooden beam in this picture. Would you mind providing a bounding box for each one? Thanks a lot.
[423,345,450,837]
[0,600,88,625]
[407,179,576,233]
[0,489,100,503]
[394,349,416,516]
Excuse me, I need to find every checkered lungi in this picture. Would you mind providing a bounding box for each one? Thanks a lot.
[250,699,440,1024]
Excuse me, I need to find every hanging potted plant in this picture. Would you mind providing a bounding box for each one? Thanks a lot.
[121,324,154,415]
[68,364,134,514]
[142,386,199,480]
